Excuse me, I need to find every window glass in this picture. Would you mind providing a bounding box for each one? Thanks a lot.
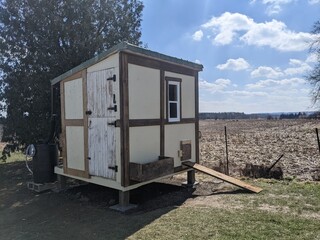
[168,80,180,122]
[169,85,177,101]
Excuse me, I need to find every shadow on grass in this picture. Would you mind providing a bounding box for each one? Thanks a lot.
[0,161,194,240]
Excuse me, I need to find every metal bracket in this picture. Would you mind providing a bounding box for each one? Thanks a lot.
[107,120,120,127]
[108,165,118,172]
[107,74,116,82]
[85,110,92,115]
[107,105,117,112]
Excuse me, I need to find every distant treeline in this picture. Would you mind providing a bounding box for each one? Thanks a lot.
[199,112,320,120]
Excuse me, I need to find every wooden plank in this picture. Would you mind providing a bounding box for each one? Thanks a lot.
[182,161,263,193]
[82,69,89,178]
[129,157,174,182]
[194,73,199,164]
[120,52,130,187]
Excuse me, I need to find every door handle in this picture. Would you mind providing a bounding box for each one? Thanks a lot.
[85,110,92,115]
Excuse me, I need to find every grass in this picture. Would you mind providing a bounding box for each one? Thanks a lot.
[128,180,320,240]
[0,151,25,164]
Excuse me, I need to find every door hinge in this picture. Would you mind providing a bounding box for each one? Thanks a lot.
[107,105,117,112]
[108,165,118,172]
[107,74,116,82]
[85,110,92,115]
[108,120,120,127]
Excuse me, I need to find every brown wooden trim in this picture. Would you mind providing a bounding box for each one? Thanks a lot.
[120,52,130,187]
[194,72,200,164]
[63,71,83,83]
[82,69,89,178]
[129,119,161,127]
[127,53,196,76]
[60,81,67,173]
[66,168,88,178]
[64,119,84,126]
[174,165,189,173]
[165,118,196,125]
[165,76,182,82]
[160,70,165,157]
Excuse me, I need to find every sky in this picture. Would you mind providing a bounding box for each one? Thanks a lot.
[140,0,320,113]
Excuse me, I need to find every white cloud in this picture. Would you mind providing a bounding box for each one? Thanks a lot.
[199,12,318,51]
[251,66,284,78]
[199,78,231,92]
[225,90,268,97]
[306,53,318,63]
[309,0,320,4]
[284,59,312,75]
[217,58,250,71]
[263,0,295,15]
[250,0,296,16]
[246,77,306,89]
[192,30,203,41]
[195,59,201,64]
[202,12,253,45]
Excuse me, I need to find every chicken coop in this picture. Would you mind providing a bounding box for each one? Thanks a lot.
[51,42,203,209]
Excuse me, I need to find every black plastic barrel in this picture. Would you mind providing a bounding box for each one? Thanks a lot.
[32,144,58,183]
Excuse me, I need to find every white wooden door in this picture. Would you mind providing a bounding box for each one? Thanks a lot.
[87,69,116,179]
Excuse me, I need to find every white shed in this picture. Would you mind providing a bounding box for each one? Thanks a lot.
[51,42,203,208]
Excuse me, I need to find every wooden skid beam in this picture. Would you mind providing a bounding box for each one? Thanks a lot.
[182,161,263,193]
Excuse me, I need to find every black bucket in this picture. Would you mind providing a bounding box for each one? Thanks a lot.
[32,144,58,184]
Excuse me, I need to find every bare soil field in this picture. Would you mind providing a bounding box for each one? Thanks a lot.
[199,119,320,180]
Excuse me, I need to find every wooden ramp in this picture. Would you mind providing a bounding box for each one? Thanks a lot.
[183,161,263,193]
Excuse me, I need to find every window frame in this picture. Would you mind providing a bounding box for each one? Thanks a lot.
[166,77,182,122]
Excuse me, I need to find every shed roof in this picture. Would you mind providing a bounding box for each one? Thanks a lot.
[51,42,203,85]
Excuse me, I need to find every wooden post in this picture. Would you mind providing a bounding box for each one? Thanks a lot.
[187,170,196,185]
[316,128,320,155]
[119,190,130,207]
[224,126,229,175]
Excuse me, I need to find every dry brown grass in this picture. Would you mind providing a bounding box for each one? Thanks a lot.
[199,119,320,180]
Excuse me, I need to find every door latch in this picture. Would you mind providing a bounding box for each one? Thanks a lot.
[85,110,92,115]
[108,165,118,172]
[107,74,116,82]
[107,105,117,112]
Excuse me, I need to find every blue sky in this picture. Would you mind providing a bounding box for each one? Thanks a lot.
[140,0,320,113]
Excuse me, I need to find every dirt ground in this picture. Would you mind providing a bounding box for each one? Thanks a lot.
[0,119,319,239]
[200,119,320,180]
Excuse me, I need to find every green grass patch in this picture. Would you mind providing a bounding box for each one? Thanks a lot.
[129,207,320,240]
[128,180,320,240]
[0,151,25,164]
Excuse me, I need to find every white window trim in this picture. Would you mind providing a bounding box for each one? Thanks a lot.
[168,81,180,122]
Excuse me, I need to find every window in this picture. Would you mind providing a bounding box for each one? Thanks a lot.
[168,81,180,122]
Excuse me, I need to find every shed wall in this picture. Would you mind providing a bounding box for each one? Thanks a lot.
[128,64,160,119]
[164,71,195,119]
[164,123,195,167]
[129,126,160,164]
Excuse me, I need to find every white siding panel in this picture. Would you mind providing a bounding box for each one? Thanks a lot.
[66,126,85,171]
[88,118,116,179]
[87,53,119,73]
[64,78,83,119]
[129,126,160,164]
[128,64,160,119]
